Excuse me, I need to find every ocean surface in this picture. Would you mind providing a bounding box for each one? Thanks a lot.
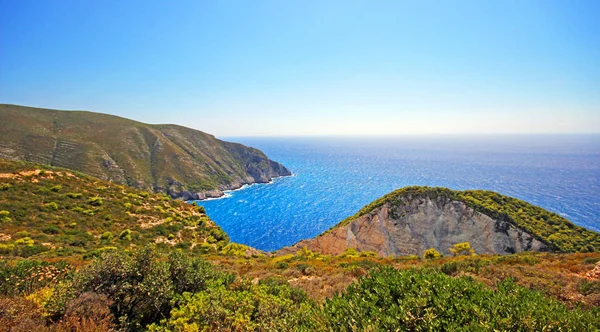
[194,135,600,252]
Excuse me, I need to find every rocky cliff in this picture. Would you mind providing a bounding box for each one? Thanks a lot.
[279,187,600,256]
[0,104,291,199]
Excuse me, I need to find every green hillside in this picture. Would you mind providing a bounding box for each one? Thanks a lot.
[0,104,290,199]
[332,186,600,253]
[0,159,235,261]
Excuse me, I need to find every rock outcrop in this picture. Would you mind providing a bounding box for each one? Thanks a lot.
[280,189,552,256]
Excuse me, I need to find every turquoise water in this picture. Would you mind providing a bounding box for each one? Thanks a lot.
[194,135,600,252]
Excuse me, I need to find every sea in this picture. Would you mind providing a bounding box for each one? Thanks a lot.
[193,135,600,252]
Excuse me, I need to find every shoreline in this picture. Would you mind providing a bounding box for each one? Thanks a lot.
[188,173,294,203]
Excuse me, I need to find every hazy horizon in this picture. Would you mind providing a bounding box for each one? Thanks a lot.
[1,1,599,136]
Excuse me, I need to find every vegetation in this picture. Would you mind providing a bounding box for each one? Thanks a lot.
[323,267,599,331]
[332,186,600,253]
[1,249,598,331]
[0,104,290,197]
[1,161,599,330]
[0,159,227,260]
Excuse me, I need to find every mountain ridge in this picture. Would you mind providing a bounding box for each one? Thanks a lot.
[0,104,291,199]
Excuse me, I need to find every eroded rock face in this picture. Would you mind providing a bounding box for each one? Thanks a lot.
[280,195,549,256]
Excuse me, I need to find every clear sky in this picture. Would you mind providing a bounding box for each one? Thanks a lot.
[1,0,599,136]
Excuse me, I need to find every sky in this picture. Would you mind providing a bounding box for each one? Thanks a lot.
[1,0,599,136]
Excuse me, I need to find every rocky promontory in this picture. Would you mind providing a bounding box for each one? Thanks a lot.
[279,187,600,256]
[0,104,291,199]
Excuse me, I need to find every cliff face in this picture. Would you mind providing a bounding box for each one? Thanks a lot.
[281,194,549,256]
[0,104,291,199]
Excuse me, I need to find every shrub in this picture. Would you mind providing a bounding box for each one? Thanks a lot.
[150,283,321,331]
[118,229,132,241]
[43,225,61,235]
[0,210,10,222]
[82,209,95,216]
[50,185,62,192]
[100,232,113,241]
[323,267,600,330]
[48,247,228,330]
[192,202,206,214]
[0,296,46,331]
[62,292,114,329]
[15,237,35,246]
[88,197,103,206]
[44,202,59,211]
[424,247,442,259]
[450,242,475,256]
[0,183,12,191]
[221,243,250,257]
[66,192,83,199]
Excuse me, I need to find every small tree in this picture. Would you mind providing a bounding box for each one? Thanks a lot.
[450,242,475,256]
[423,248,441,259]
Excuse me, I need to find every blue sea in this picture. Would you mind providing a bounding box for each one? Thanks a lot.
[194,135,600,252]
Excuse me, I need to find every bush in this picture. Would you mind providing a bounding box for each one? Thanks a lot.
[43,225,61,235]
[0,296,46,331]
[0,210,10,222]
[100,232,113,241]
[424,248,442,259]
[150,283,321,331]
[50,185,62,192]
[323,267,600,330]
[66,192,83,199]
[118,229,132,241]
[450,242,475,256]
[88,197,103,206]
[44,202,59,211]
[47,247,229,330]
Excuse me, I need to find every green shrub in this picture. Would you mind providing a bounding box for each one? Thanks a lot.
[82,209,95,216]
[450,242,475,256]
[15,237,35,246]
[100,232,113,241]
[48,248,229,330]
[0,183,12,191]
[44,202,59,211]
[118,229,132,241]
[221,243,250,257]
[43,225,61,235]
[88,197,103,206]
[424,247,442,259]
[66,192,83,199]
[50,185,62,192]
[323,267,600,330]
[0,210,11,222]
[150,281,321,331]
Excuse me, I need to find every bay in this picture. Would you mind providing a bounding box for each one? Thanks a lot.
[195,135,600,252]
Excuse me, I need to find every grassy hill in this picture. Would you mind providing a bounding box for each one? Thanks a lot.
[331,186,600,253]
[0,104,290,199]
[0,159,239,261]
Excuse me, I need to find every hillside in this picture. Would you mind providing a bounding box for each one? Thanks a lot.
[0,158,248,261]
[280,186,600,256]
[0,104,291,199]
[1,160,599,330]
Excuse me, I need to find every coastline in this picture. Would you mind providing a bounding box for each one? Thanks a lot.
[188,173,294,203]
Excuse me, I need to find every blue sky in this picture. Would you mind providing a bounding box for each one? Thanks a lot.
[1,0,599,136]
